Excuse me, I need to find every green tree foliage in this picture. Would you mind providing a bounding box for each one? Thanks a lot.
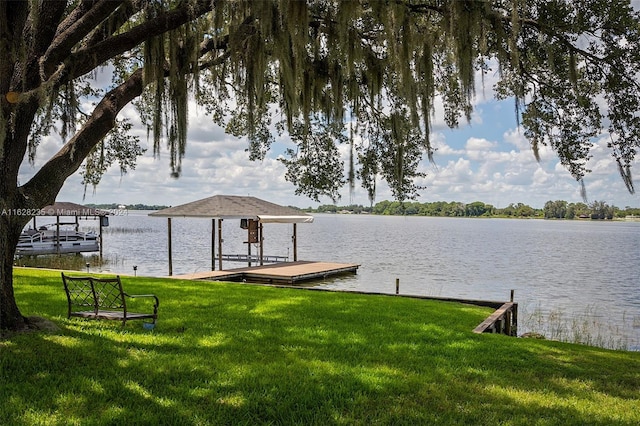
[500,203,538,217]
[2,0,640,331]
[543,200,616,219]
[279,119,347,202]
[622,206,640,217]
[544,200,616,219]
[368,200,536,217]
[315,199,640,219]
[567,202,589,219]
[465,201,488,217]
[589,200,616,219]
[544,200,568,219]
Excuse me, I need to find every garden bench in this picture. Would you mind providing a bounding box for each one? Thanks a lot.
[61,273,159,326]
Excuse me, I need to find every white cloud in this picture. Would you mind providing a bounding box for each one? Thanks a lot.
[503,127,529,150]
[431,133,463,156]
[465,137,497,151]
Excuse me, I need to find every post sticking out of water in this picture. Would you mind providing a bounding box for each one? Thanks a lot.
[510,289,514,302]
[167,217,173,276]
[396,278,400,295]
[292,223,298,261]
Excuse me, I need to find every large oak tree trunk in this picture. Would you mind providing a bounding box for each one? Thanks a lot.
[0,212,30,331]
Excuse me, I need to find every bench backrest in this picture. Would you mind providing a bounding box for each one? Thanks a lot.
[62,273,126,314]
[91,277,126,310]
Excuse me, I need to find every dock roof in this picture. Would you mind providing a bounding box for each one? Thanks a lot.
[148,195,313,223]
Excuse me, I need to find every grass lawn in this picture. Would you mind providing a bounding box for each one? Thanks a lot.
[2,267,639,425]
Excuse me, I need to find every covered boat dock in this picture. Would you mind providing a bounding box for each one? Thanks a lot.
[149,195,359,282]
[17,202,108,257]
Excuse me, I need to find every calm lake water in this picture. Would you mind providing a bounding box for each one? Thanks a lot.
[76,211,639,350]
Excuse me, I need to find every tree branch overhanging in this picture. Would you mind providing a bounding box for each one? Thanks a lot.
[27,0,214,97]
[40,0,125,80]
[21,68,145,206]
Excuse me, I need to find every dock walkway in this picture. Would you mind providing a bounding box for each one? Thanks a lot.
[170,261,359,285]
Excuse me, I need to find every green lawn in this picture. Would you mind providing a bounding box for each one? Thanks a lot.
[2,267,639,425]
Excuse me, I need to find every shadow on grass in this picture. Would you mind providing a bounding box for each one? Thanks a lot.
[3,269,640,425]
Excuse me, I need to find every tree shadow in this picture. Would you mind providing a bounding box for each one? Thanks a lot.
[4,270,640,424]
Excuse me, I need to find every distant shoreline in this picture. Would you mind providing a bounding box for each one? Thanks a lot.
[311,211,640,222]
[303,200,639,221]
[85,203,170,211]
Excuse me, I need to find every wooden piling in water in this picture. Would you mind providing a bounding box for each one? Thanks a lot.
[167,217,173,276]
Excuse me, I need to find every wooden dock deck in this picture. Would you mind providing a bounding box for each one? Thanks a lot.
[169,261,360,284]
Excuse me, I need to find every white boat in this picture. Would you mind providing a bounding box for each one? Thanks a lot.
[16,224,99,256]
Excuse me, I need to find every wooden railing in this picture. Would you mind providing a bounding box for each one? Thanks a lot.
[216,254,288,263]
[473,302,518,336]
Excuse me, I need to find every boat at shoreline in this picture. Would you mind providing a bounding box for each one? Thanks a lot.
[16,224,99,256]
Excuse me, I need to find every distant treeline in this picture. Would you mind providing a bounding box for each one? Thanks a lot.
[304,200,640,219]
[85,203,169,211]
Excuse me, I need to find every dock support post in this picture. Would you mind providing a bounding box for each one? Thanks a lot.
[247,226,252,267]
[259,222,264,266]
[168,217,173,276]
[511,290,518,336]
[99,215,103,261]
[396,278,400,294]
[211,219,216,271]
[218,219,223,271]
[292,223,297,261]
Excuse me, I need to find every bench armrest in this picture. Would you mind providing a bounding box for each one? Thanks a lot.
[124,293,160,307]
